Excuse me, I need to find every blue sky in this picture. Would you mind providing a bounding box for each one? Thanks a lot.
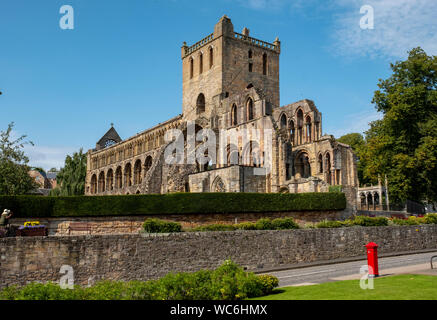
[1,0,436,170]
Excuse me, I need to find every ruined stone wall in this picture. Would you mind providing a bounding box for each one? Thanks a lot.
[1,225,436,288]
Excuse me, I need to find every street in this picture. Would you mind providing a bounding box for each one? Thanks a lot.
[265,251,437,287]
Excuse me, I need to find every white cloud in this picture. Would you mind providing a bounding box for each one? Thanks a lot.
[326,108,382,138]
[24,145,77,171]
[332,0,437,59]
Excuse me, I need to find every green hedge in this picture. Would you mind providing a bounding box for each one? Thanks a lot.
[0,192,346,218]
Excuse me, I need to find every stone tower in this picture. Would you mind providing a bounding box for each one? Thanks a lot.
[181,15,280,123]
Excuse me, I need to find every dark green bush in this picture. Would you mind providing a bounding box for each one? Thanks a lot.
[255,218,274,230]
[349,216,389,227]
[271,218,300,230]
[315,220,345,228]
[328,185,342,193]
[0,260,278,301]
[142,218,182,233]
[0,192,347,218]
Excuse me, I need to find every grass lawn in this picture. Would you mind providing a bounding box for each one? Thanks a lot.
[251,274,437,300]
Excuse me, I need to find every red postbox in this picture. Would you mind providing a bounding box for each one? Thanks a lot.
[365,242,379,277]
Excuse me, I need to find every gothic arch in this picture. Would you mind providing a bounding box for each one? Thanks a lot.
[212,176,226,193]
[98,171,105,193]
[90,174,97,194]
[246,97,254,121]
[134,159,142,185]
[196,93,206,114]
[106,169,114,191]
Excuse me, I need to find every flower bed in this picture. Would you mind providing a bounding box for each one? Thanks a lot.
[16,225,47,237]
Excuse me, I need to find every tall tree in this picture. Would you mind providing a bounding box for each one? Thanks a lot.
[50,149,87,196]
[337,133,374,186]
[364,47,437,204]
[0,122,37,195]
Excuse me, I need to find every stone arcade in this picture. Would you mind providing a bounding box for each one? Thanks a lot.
[85,16,359,208]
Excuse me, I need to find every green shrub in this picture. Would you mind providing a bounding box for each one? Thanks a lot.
[142,219,182,233]
[391,216,426,226]
[256,274,279,295]
[425,213,437,224]
[255,218,274,230]
[0,192,347,218]
[349,216,389,227]
[0,260,276,301]
[235,222,258,230]
[192,224,237,232]
[315,220,345,228]
[271,218,299,230]
[329,185,342,193]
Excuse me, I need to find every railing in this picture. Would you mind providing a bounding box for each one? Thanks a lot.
[234,32,278,51]
[184,33,214,56]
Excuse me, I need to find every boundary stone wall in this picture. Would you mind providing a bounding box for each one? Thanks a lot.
[1,225,436,288]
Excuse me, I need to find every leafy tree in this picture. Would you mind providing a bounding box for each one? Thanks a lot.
[337,133,374,186]
[363,47,437,204]
[0,122,37,195]
[49,149,87,196]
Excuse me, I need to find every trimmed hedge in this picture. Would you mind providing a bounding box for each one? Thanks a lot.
[189,217,300,232]
[0,192,346,218]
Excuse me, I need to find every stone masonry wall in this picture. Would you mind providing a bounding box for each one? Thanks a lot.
[11,210,345,236]
[1,225,436,288]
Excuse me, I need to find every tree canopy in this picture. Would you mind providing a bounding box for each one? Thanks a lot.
[363,47,437,204]
[0,122,37,195]
[337,132,374,186]
[49,149,87,196]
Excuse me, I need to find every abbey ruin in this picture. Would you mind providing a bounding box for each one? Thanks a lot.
[85,16,359,208]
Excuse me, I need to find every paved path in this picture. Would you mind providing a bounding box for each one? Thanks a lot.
[265,251,437,287]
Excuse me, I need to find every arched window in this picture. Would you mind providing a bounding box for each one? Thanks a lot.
[318,154,323,173]
[306,116,312,143]
[209,47,214,69]
[325,153,332,184]
[144,156,152,175]
[196,93,206,114]
[297,109,303,145]
[98,171,105,193]
[226,144,239,166]
[134,159,142,185]
[106,169,114,191]
[231,104,238,126]
[289,120,295,144]
[115,166,122,189]
[90,174,97,194]
[280,114,287,128]
[124,163,132,187]
[190,57,194,79]
[295,152,311,178]
[199,52,203,74]
[247,98,254,121]
[262,53,267,75]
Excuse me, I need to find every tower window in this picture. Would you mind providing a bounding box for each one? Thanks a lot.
[190,58,194,79]
[231,104,237,126]
[249,62,253,72]
[209,47,213,68]
[199,53,203,74]
[247,98,254,121]
[248,50,252,59]
[262,53,267,75]
[196,93,206,114]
